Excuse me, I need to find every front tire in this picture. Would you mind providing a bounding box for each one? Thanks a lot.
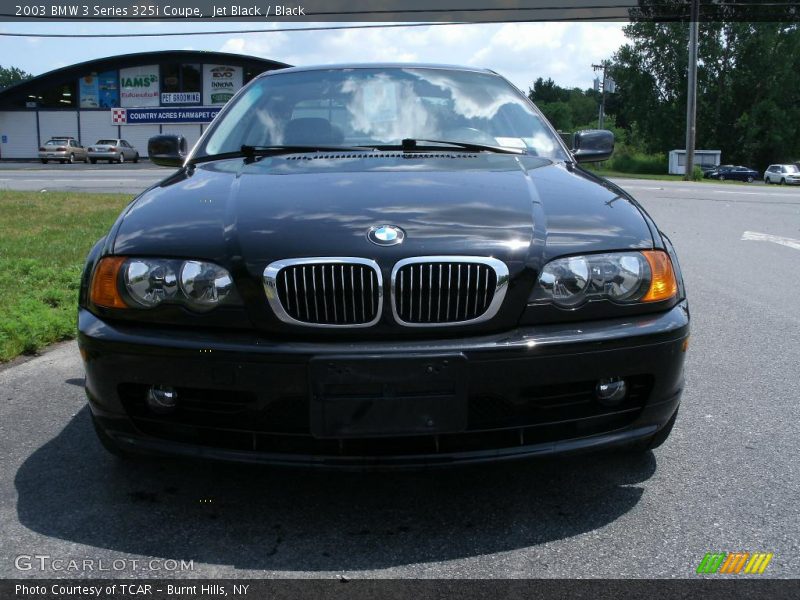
[765,177,770,184]
[780,178,786,185]
[133,153,139,163]
[68,153,75,164]
[118,153,125,164]
[747,176,753,183]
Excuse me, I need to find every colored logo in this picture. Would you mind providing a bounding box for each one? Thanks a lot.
[111,108,127,124]
[368,225,405,246]
[696,552,773,575]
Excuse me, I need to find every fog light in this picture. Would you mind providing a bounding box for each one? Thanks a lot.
[146,385,178,414]
[595,377,626,406]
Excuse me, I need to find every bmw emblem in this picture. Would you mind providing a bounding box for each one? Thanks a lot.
[367,225,405,246]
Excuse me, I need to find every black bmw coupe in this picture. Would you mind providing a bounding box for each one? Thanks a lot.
[79,64,689,467]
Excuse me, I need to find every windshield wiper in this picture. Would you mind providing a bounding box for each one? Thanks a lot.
[189,144,377,165]
[375,138,525,155]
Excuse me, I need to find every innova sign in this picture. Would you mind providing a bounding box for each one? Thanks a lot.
[203,65,243,105]
[119,65,160,107]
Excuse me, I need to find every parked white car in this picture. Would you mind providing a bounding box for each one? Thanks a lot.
[764,164,800,185]
[88,139,140,164]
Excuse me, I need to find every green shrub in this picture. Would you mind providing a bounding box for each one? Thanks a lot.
[605,146,667,174]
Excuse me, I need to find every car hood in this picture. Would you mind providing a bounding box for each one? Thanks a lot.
[114,152,654,267]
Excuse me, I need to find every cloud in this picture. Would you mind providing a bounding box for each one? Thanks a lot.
[0,21,627,93]
[214,22,626,92]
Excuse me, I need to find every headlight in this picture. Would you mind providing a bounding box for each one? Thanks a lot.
[91,257,236,311]
[124,259,178,307]
[531,250,677,308]
[179,260,233,310]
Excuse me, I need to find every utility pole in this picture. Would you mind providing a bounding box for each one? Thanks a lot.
[684,0,700,180]
[592,63,608,129]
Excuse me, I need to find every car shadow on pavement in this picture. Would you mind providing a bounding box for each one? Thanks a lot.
[15,407,656,573]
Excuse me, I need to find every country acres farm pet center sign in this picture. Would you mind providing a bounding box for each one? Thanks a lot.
[111,107,222,124]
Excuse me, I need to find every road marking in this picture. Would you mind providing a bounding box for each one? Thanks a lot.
[742,231,800,251]
[715,190,767,196]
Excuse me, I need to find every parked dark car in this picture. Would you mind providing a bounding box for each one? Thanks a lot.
[705,165,759,182]
[79,64,689,468]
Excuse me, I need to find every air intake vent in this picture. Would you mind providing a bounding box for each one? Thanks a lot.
[264,258,382,327]
[391,257,508,327]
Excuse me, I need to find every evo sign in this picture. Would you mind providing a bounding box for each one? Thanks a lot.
[111,107,222,125]
[203,65,243,105]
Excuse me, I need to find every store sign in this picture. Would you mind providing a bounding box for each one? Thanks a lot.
[203,65,243,105]
[98,71,119,108]
[119,65,160,107]
[111,107,221,125]
[161,92,201,104]
[79,74,100,108]
[79,71,119,108]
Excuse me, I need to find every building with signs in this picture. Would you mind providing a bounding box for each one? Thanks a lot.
[0,50,289,159]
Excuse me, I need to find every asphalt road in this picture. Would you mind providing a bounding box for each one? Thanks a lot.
[0,161,163,194]
[1,168,799,579]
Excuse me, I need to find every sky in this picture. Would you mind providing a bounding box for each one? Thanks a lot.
[0,21,627,92]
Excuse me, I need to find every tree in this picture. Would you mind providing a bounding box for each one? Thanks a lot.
[0,65,31,90]
[528,78,599,132]
[609,17,800,168]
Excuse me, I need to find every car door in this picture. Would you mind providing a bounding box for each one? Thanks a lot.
[123,140,135,160]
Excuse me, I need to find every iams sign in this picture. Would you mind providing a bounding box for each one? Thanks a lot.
[121,75,158,88]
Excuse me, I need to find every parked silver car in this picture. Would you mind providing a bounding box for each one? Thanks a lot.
[764,164,800,185]
[38,137,89,164]
[88,139,140,164]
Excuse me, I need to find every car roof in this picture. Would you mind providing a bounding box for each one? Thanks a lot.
[258,63,497,79]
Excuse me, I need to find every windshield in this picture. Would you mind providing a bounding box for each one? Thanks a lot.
[199,67,568,160]
[784,165,798,173]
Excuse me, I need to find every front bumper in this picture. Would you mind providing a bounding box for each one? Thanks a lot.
[79,302,689,468]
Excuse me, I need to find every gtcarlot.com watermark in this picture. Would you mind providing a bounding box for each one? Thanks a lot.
[14,554,194,573]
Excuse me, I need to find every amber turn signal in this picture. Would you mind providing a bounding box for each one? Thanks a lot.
[90,256,128,309]
[641,251,678,302]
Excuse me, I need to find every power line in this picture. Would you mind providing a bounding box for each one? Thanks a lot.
[0,4,672,21]
[0,18,653,39]
[0,1,796,22]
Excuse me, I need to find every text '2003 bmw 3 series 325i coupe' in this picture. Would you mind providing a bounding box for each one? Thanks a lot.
[79,64,689,468]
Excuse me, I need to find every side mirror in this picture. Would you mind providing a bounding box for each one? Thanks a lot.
[148,135,187,167]
[572,129,614,163]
